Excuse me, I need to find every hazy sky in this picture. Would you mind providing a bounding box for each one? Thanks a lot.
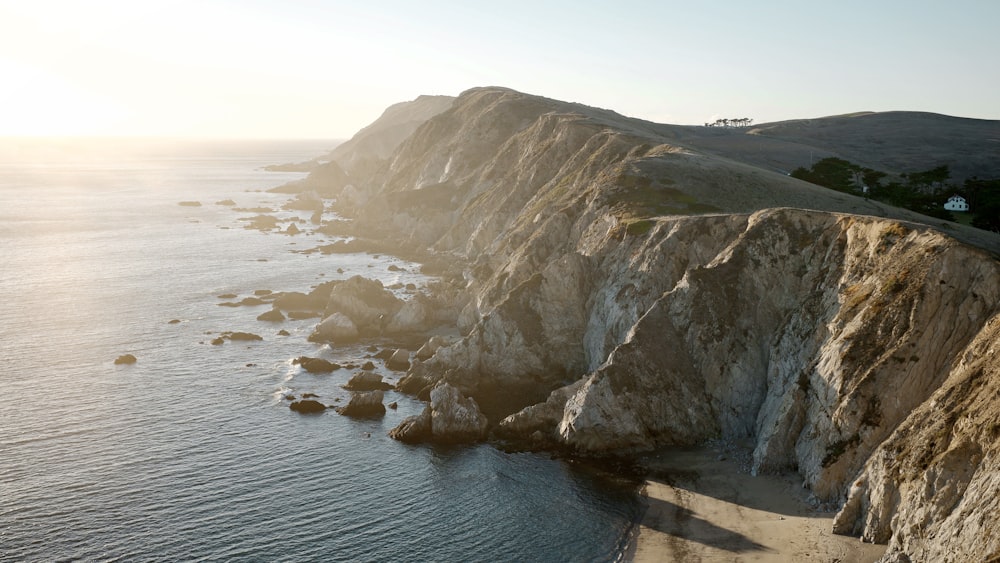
[1,0,997,138]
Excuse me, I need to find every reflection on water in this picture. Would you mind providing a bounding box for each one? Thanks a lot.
[0,139,640,562]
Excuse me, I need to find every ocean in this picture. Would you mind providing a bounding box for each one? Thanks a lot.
[0,138,640,562]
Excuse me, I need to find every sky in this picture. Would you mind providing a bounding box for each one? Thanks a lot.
[1,0,998,139]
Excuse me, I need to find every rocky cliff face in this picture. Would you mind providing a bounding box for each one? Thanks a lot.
[312,86,1000,562]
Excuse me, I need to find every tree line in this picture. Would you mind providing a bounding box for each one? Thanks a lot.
[790,157,1000,232]
[704,118,754,128]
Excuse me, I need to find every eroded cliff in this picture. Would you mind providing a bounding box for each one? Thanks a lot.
[309,86,1000,562]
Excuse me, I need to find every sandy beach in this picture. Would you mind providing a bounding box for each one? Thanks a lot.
[630,446,886,562]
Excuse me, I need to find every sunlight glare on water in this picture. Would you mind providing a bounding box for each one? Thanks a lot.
[0,138,639,562]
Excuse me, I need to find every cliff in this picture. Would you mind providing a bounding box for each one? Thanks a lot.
[307,86,1000,561]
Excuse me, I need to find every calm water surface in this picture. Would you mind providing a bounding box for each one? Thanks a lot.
[0,139,639,562]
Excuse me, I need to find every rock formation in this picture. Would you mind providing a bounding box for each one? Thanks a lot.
[302,86,1000,561]
[335,391,386,418]
[389,383,488,444]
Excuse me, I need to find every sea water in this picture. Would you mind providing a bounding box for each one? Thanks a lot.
[0,138,640,562]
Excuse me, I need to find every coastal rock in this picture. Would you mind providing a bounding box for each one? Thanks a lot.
[385,297,430,333]
[289,399,326,414]
[295,357,340,374]
[335,391,386,418]
[114,354,137,365]
[257,308,285,322]
[323,275,403,335]
[284,223,301,235]
[227,332,263,341]
[309,312,359,344]
[414,335,449,361]
[243,214,279,231]
[388,406,432,443]
[386,349,410,371]
[429,384,488,443]
[343,372,392,391]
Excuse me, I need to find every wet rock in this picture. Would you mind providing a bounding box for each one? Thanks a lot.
[386,349,410,371]
[309,312,358,344]
[344,372,392,391]
[389,384,487,444]
[361,361,376,371]
[257,309,285,322]
[228,332,263,341]
[290,399,326,414]
[415,335,450,361]
[323,275,403,335]
[178,201,201,207]
[388,406,432,443]
[335,391,386,418]
[114,354,137,365]
[295,357,340,374]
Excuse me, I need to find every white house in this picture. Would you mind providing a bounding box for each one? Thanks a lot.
[944,195,969,212]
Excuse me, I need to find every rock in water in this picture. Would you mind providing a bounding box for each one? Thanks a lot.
[296,357,340,374]
[257,309,285,322]
[227,332,263,341]
[386,349,410,371]
[389,406,432,443]
[414,335,450,361]
[335,391,386,418]
[323,275,403,335]
[289,399,326,414]
[309,312,359,344]
[343,372,392,391]
[114,354,137,365]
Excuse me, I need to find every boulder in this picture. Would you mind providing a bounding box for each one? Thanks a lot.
[335,391,386,418]
[415,335,450,361]
[386,349,410,371]
[429,384,488,442]
[289,399,326,414]
[385,297,429,333]
[309,312,359,344]
[243,214,279,230]
[228,332,263,341]
[257,309,285,322]
[114,354,137,365]
[324,275,403,334]
[361,361,376,371]
[285,223,301,235]
[344,372,392,391]
[389,384,488,444]
[296,357,340,374]
[388,406,432,443]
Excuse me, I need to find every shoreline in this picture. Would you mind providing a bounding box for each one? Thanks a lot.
[628,446,886,562]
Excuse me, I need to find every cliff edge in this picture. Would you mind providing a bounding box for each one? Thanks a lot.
[304,86,1000,561]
